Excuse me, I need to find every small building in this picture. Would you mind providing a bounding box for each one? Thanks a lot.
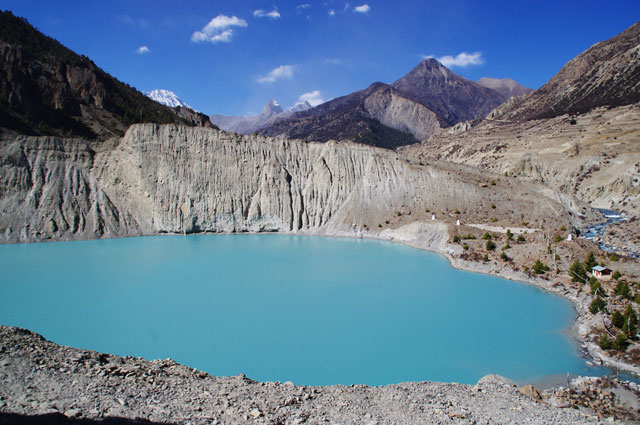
[591,266,612,280]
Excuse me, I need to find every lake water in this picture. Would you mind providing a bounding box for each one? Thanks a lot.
[0,234,606,386]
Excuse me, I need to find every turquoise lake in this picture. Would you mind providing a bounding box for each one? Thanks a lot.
[0,234,606,386]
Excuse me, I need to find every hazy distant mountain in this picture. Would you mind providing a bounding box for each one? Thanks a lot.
[210,100,312,134]
[0,11,212,139]
[259,58,511,147]
[490,21,640,121]
[146,89,192,110]
[476,78,533,99]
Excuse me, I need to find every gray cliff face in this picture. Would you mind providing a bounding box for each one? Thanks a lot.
[363,86,442,141]
[0,136,141,242]
[1,124,591,243]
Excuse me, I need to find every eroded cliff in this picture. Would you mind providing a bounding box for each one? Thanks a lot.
[1,124,596,244]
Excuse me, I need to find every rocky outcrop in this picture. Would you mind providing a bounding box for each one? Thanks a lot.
[0,124,594,243]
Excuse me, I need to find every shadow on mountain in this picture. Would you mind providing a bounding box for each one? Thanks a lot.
[0,412,178,425]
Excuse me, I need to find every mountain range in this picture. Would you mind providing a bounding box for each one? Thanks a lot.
[210,100,313,134]
[257,59,531,148]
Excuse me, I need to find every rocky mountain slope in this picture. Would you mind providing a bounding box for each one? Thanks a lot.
[0,124,594,244]
[404,22,640,218]
[0,10,212,140]
[210,100,312,135]
[476,77,533,99]
[259,59,519,147]
[258,83,438,149]
[390,59,507,126]
[489,22,640,121]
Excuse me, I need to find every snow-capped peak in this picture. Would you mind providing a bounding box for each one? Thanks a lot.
[261,100,284,117]
[146,89,192,109]
[290,101,312,113]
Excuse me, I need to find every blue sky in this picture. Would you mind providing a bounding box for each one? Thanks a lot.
[3,1,639,116]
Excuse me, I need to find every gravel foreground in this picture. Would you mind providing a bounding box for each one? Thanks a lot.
[1,326,638,425]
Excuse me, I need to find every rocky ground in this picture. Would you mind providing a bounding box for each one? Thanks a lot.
[402,104,640,218]
[2,326,639,424]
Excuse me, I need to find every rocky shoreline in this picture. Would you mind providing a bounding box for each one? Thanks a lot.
[3,325,639,424]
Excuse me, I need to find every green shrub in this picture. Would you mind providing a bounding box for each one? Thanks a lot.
[486,240,496,251]
[568,260,587,283]
[490,203,496,209]
[506,229,513,241]
[612,310,625,328]
[554,234,563,243]
[584,251,597,269]
[425,208,430,213]
[590,297,606,314]
[502,243,511,250]
[598,334,612,350]
[609,253,620,261]
[590,279,602,296]
[559,225,567,231]
[482,232,492,240]
[463,243,469,251]
[615,280,632,299]
[516,234,526,243]
[612,333,629,351]
[500,251,509,261]
[533,260,550,274]
[453,235,461,243]
[483,254,489,262]
[612,270,622,280]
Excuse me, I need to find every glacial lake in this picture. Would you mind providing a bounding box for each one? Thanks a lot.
[0,234,607,386]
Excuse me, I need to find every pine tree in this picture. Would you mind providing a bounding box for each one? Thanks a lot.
[569,260,587,282]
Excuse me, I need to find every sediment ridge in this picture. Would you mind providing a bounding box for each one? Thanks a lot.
[0,123,595,244]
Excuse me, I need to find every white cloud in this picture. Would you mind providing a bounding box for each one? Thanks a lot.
[297,90,324,106]
[323,58,342,65]
[191,15,248,44]
[425,51,484,68]
[354,4,370,13]
[328,9,336,16]
[256,65,295,84]
[253,9,281,19]
[297,4,311,10]
[136,45,151,54]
